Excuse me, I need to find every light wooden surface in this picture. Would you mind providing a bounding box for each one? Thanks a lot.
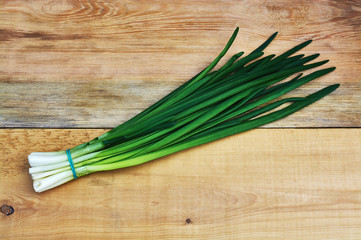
[0,0,360,128]
[0,129,360,240]
[1,0,360,239]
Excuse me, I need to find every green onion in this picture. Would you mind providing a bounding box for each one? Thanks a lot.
[28,28,339,192]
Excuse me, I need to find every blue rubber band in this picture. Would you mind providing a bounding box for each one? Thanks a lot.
[66,149,77,179]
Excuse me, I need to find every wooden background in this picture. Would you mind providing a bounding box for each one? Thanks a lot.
[0,0,360,128]
[0,0,360,239]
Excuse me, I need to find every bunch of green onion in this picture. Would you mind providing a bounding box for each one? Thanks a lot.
[28,28,339,192]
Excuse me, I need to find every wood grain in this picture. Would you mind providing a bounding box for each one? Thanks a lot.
[0,0,360,128]
[0,129,360,239]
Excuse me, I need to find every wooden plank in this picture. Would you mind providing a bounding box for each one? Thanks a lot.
[0,0,360,128]
[0,129,360,239]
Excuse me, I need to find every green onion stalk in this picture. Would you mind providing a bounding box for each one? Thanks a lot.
[28,28,339,192]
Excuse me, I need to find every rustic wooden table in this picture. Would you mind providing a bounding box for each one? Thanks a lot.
[1,0,360,239]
